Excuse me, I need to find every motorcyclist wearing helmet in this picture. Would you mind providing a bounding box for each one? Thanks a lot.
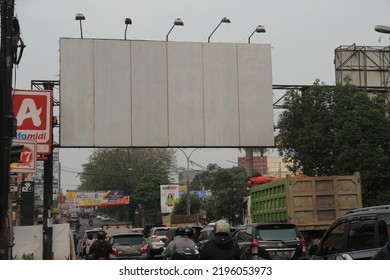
[162,227,182,259]
[88,230,112,260]
[162,226,197,259]
[88,216,93,227]
[200,219,240,260]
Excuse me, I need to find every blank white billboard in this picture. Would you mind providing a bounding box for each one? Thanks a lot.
[60,38,274,148]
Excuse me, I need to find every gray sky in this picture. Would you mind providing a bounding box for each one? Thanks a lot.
[14,0,390,191]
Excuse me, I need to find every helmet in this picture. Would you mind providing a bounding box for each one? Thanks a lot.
[97,230,106,240]
[215,219,230,234]
[183,226,194,237]
[174,227,183,236]
[177,226,194,237]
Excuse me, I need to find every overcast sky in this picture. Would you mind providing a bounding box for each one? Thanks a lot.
[14,0,390,191]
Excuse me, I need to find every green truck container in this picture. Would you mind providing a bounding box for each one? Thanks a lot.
[249,172,362,245]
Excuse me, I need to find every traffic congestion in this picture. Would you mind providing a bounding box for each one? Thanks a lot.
[70,204,390,260]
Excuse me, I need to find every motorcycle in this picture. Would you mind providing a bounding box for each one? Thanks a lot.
[171,247,199,260]
[88,217,93,227]
[86,253,109,260]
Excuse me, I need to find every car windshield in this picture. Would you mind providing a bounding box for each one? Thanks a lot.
[112,236,143,246]
[257,228,299,241]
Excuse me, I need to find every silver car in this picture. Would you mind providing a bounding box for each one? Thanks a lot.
[108,233,147,260]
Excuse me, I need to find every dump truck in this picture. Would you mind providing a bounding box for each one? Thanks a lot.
[248,172,362,245]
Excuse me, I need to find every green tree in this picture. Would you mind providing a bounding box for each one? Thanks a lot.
[132,174,170,226]
[276,81,390,206]
[206,167,247,224]
[79,148,176,193]
[190,163,220,191]
[172,193,202,215]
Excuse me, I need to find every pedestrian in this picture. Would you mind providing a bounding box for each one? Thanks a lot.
[200,219,240,260]
[372,241,390,260]
[88,230,112,260]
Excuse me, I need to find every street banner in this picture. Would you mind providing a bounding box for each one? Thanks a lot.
[65,190,128,206]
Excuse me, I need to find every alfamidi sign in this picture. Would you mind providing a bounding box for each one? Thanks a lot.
[13,89,53,155]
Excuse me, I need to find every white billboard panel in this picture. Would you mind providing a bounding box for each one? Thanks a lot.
[94,40,132,146]
[60,38,274,148]
[237,44,274,146]
[60,39,94,146]
[168,42,204,146]
[203,43,240,146]
[131,41,168,146]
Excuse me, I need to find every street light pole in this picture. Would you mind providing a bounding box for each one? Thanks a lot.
[166,18,184,41]
[208,17,231,43]
[124,18,132,40]
[375,25,390,34]
[75,13,85,39]
[177,148,198,215]
[248,25,266,44]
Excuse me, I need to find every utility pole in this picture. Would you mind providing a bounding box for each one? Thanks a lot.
[31,80,58,259]
[41,81,55,260]
[0,0,16,260]
[43,149,53,259]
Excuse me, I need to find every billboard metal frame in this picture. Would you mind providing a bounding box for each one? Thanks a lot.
[335,44,390,90]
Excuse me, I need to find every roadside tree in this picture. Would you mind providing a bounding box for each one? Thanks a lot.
[276,81,390,206]
[206,167,247,224]
[132,174,170,225]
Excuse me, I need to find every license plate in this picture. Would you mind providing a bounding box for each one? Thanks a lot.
[269,250,294,259]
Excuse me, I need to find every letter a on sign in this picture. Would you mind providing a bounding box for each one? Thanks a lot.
[13,89,53,155]
[17,98,43,127]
